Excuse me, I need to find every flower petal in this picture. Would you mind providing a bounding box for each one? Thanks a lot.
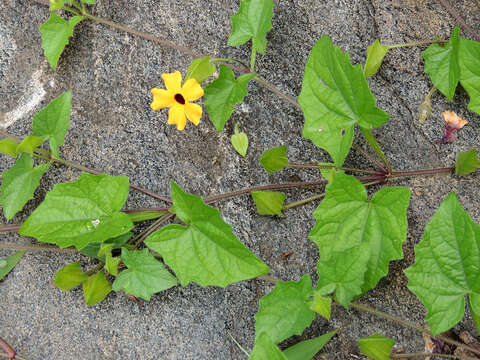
[151,88,175,110]
[168,104,187,130]
[162,71,182,92]
[184,102,202,126]
[182,79,204,101]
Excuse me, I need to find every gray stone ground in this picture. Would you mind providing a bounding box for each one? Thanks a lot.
[1,0,479,359]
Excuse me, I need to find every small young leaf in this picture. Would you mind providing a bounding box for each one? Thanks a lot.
[255,275,315,344]
[15,135,44,155]
[423,27,480,114]
[81,0,95,4]
[0,251,25,281]
[49,0,64,10]
[40,13,83,70]
[145,182,269,287]
[469,292,480,334]
[82,271,111,306]
[364,40,390,77]
[184,56,215,84]
[19,173,133,250]
[310,173,411,306]
[282,330,337,360]
[53,262,88,291]
[251,191,285,216]
[456,149,479,176]
[0,153,51,220]
[259,145,288,173]
[358,334,395,360]
[318,162,342,183]
[249,332,287,360]
[309,292,332,320]
[79,232,131,260]
[228,0,275,54]
[105,254,121,276]
[405,192,480,334]
[112,248,177,300]
[32,90,72,158]
[127,211,166,223]
[204,65,255,132]
[0,139,18,157]
[299,35,389,166]
[231,124,248,157]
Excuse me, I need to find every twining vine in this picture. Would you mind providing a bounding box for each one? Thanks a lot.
[1,0,480,359]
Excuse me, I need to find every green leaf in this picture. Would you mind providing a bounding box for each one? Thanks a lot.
[259,146,288,173]
[310,173,411,307]
[204,65,255,132]
[112,248,177,300]
[0,153,51,220]
[423,28,460,100]
[53,262,88,291]
[249,332,287,360]
[145,181,269,287]
[105,254,121,276]
[423,27,480,114]
[50,0,64,11]
[81,0,95,4]
[283,330,337,360]
[228,0,275,54]
[251,191,285,216]
[298,35,389,166]
[32,90,72,158]
[231,124,249,157]
[0,251,25,281]
[358,334,395,360]
[127,211,166,223]
[404,192,480,334]
[184,56,215,84]
[364,40,390,77]
[456,149,479,176]
[255,275,315,344]
[82,271,111,306]
[39,12,83,70]
[16,135,44,155]
[79,232,131,260]
[309,292,332,320]
[0,139,18,157]
[316,244,370,307]
[19,173,133,250]
[469,292,480,334]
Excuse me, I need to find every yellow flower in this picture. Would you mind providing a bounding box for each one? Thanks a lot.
[151,71,204,130]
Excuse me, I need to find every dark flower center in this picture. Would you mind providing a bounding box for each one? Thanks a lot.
[174,93,186,105]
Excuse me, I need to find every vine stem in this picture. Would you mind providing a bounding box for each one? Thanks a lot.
[387,39,447,48]
[349,302,480,357]
[391,353,477,360]
[253,76,301,109]
[52,157,172,203]
[390,167,454,178]
[438,0,480,42]
[82,13,201,57]
[288,163,384,175]
[85,262,104,276]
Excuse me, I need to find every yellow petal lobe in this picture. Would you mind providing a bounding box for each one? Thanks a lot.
[168,104,187,130]
[162,71,182,92]
[182,79,204,101]
[151,88,175,110]
[184,102,202,126]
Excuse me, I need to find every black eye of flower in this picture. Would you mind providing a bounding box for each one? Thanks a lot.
[174,93,186,104]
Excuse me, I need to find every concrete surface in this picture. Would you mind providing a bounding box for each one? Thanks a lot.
[1,0,479,359]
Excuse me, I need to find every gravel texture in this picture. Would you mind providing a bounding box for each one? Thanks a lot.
[1,0,479,359]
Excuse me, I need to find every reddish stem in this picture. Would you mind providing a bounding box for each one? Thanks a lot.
[0,337,15,359]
